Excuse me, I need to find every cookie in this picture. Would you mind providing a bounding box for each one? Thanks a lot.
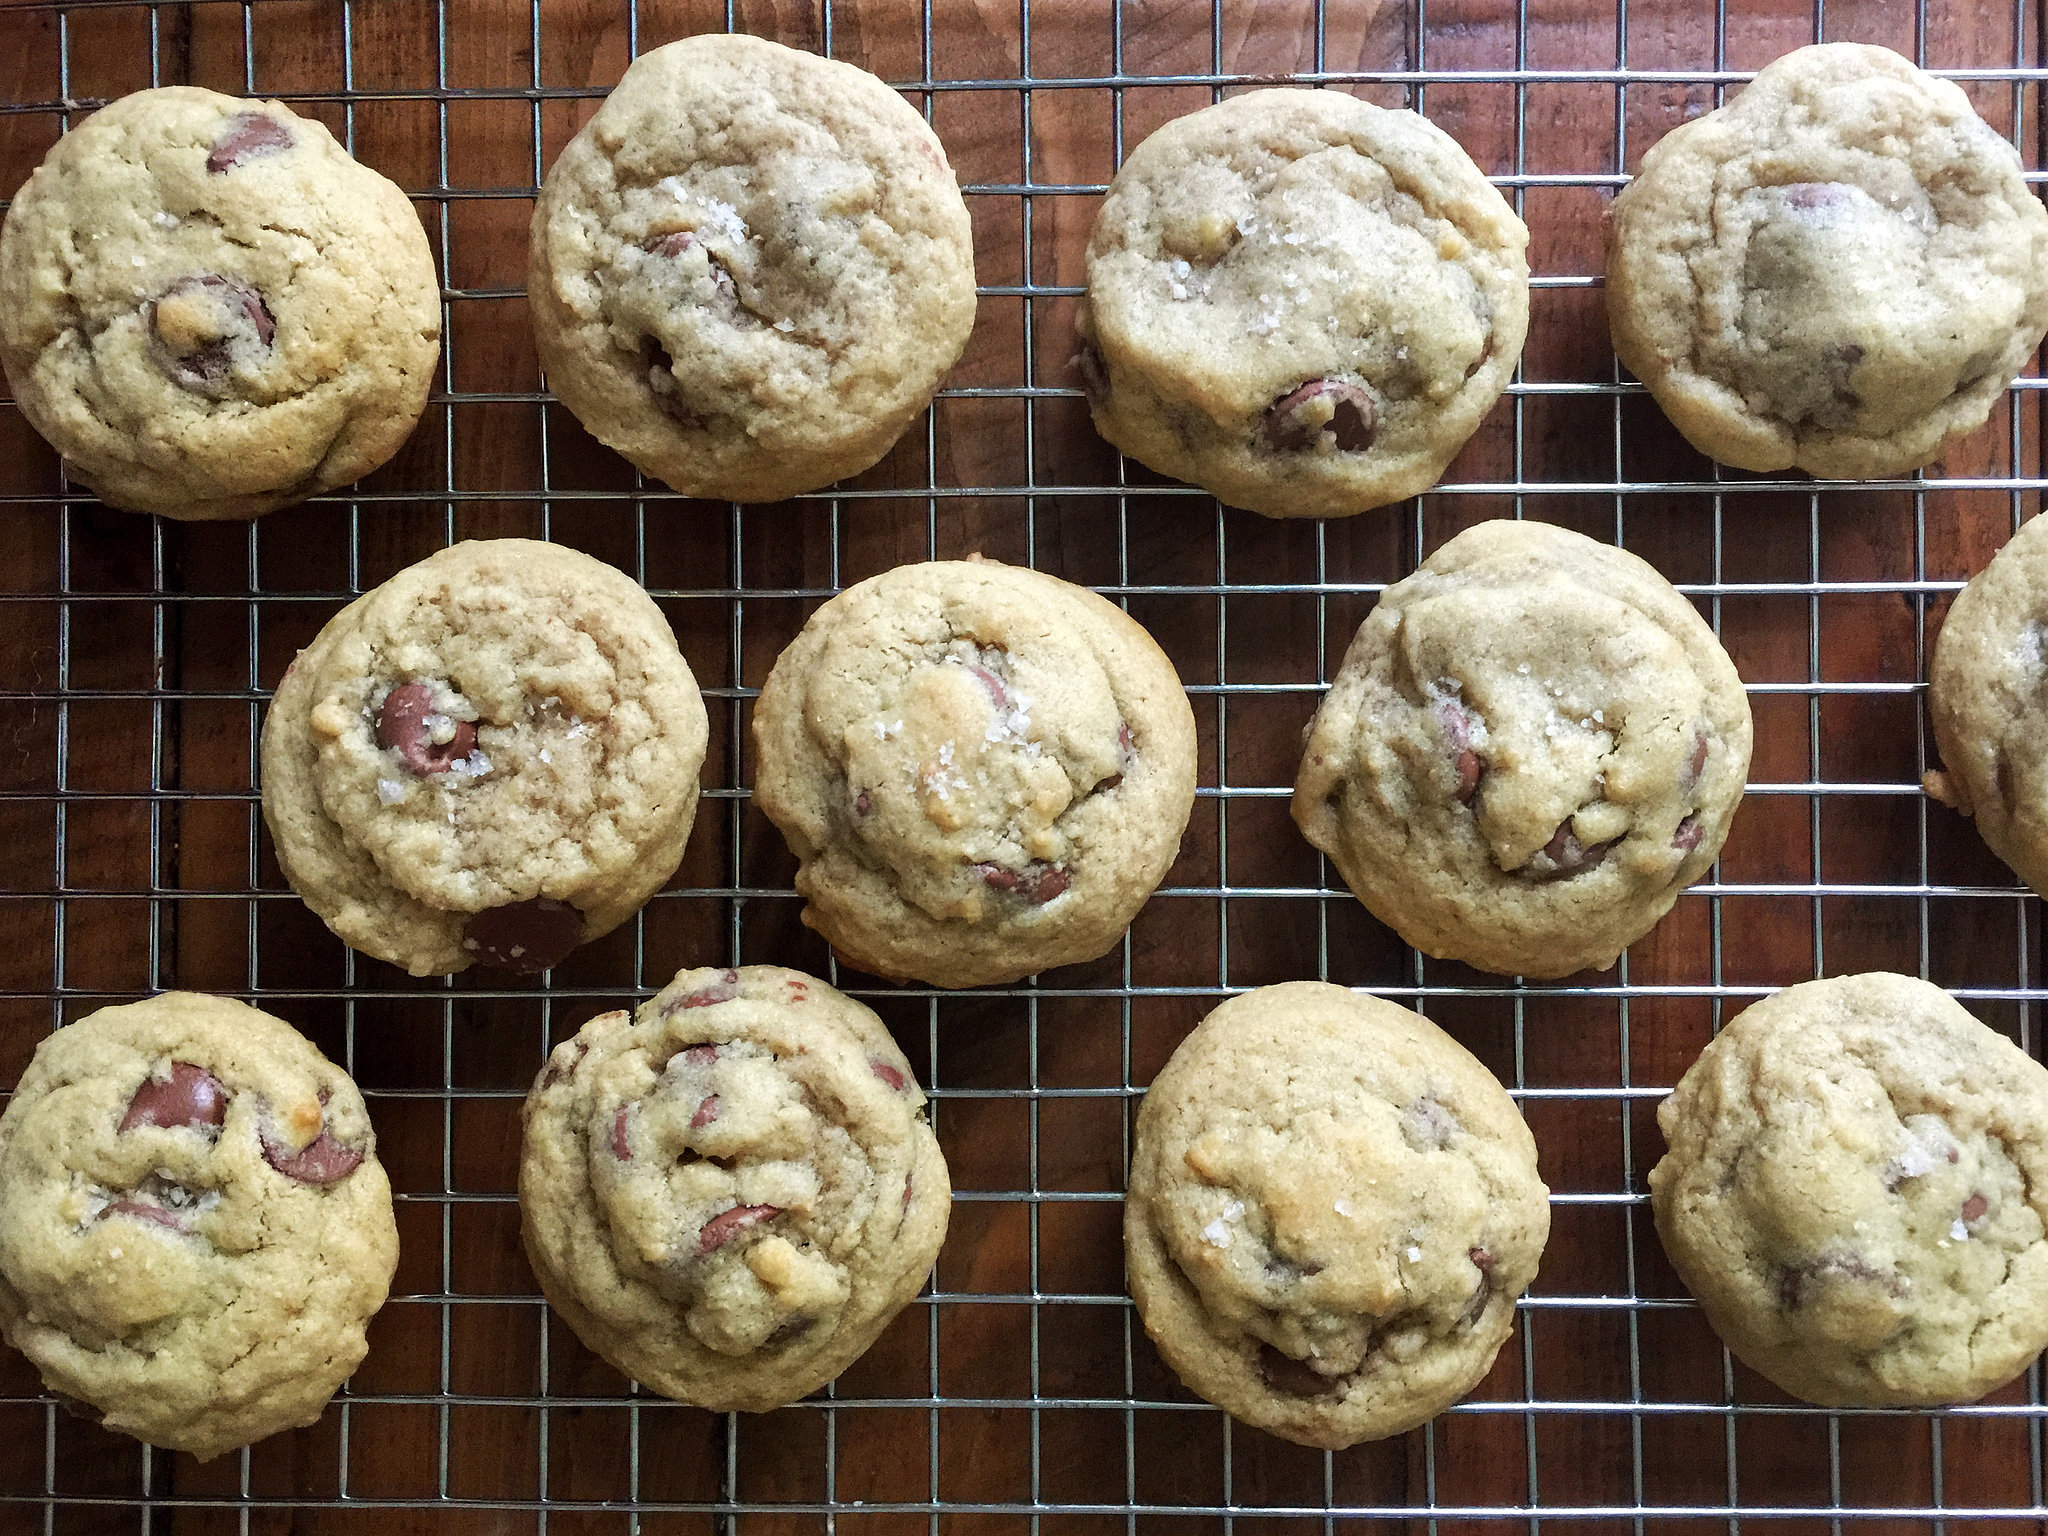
[751,556,1197,988]
[1651,972,2048,1406]
[1126,982,1548,1448]
[1926,513,2048,895]
[1075,88,1528,519]
[261,538,708,977]
[520,964,949,1410]
[529,34,976,503]
[0,992,396,1459]
[0,86,440,520]
[1608,43,2048,480]
[1293,520,1751,978]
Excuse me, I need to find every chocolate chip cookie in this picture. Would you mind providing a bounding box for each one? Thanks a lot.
[1927,513,2048,895]
[1293,519,1751,978]
[1651,972,2048,1406]
[1076,88,1529,519]
[261,539,708,976]
[0,86,440,520]
[0,992,396,1459]
[521,964,949,1410]
[1608,43,2048,479]
[529,33,976,503]
[1127,982,1549,1448]
[751,556,1198,988]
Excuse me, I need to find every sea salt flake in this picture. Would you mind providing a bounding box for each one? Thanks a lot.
[1334,1199,1355,1218]
[1951,1219,1970,1242]
[151,211,179,229]
[774,317,796,333]
[1201,1220,1233,1248]
[376,778,405,805]
[1405,1245,1423,1263]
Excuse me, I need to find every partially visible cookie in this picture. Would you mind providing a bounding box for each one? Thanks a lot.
[0,86,440,519]
[0,992,397,1459]
[1608,43,2048,479]
[1293,520,1751,978]
[520,965,950,1410]
[1077,88,1528,518]
[530,33,976,502]
[1927,513,2048,894]
[751,556,1198,988]
[1126,982,1549,1448]
[261,539,708,976]
[1651,973,2048,1406]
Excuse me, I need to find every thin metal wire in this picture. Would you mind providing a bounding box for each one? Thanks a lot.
[5,0,2048,1526]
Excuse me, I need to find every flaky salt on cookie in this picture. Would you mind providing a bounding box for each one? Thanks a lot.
[1126,982,1548,1448]
[1077,88,1528,518]
[751,557,1197,988]
[1651,973,2048,1406]
[260,539,708,976]
[529,34,976,502]
[0,993,396,1459]
[0,86,439,519]
[520,965,949,1410]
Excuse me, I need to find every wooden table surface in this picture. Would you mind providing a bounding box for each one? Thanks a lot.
[1,0,2044,1531]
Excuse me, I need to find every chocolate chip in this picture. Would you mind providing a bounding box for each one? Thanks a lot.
[1098,720,1135,792]
[1686,729,1710,787]
[102,1199,186,1231]
[611,1105,632,1160]
[648,230,698,258]
[1258,1343,1341,1397]
[120,1061,228,1133]
[1962,1192,1989,1225]
[690,1094,720,1129]
[461,899,584,973]
[681,1044,720,1066]
[1776,1253,1904,1311]
[977,861,1070,903]
[540,1040,589,1089]
[206,111,293,173]
[1470,1246,1495,1271]
[261,1121,365,1185]
[854,791,874,818]
[1673,815,1704,852]
[1525,821,1612,881]
[375,682,479,777]
[675,972,740,1010]
[148,274,275,395]
[766,1314,817,1347]
[698,1203,778,1255]
[1459,1272,1491,1327]
[1434,688,1483,802]
[642,337,704,425]
[871,1058,908,1091]
[1264,379,1378,453]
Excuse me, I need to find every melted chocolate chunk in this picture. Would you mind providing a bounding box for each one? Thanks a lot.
[1673,815,1704,852]
[674,972,740,1010]
[206,111,294,173]
[690,1094,720,1129]
[1072,341,1109,404]
[1264,379,1378,453]
[870,1058,908,1091]
[977,861,1071,903]
[375,682,478,776]
[1962,1192,1989,1225]
[1258,1343,1342,1397]
[148,274,275,395]
[1776,1252,1905,1311]
[120,1061,228,1133]
[462,899,584,973]
[698,1203,779,1255]
[611,1105,632,1161]
[1524,821,1613,881]
[103,1198,186,1231]
[1780,181,1853,211]
[261,1122,365,1185]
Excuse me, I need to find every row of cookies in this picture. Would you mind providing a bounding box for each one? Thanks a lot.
[9,964,2044,1460]
[249,513,2048,991]
[8,38,2040,524]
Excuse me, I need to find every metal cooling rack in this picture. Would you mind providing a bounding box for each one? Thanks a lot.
[2,0,2047,1528]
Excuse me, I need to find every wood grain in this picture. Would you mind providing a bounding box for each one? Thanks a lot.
[0,0,2043,1532]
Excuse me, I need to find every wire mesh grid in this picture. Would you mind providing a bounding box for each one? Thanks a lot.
[3,0,2048,1528]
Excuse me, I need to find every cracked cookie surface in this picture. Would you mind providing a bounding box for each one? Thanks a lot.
[1076,88,1528,519]
[1607,44,2048,479]
[260,538,708,976]
[0,992,396,1459]
[520,965,950,1410]
[751,556,1197,988]
[1125,981,1549,1448]
[1650,972,2048,1406]
[0,86,439,520]
[1926,513,2048,897]
[1293,519,1751,978]
[529,33,976,503]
